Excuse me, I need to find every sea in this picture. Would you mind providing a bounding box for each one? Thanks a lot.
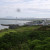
[0,20,29,30]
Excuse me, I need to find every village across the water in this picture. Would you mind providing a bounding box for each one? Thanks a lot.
[0,18,50,29]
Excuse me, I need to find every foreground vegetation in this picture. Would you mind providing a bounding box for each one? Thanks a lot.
[0,26,50,50]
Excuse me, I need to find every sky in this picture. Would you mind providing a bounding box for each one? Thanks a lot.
[0,0,50,18]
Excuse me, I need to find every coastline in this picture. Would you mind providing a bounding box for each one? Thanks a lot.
[0,25,9,30]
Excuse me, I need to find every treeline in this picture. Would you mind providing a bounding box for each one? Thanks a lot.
[0,29,50,50]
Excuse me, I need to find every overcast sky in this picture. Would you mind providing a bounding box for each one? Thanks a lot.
[0,0,50,18]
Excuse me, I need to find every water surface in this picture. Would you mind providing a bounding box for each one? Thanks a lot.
[0,20,29,30]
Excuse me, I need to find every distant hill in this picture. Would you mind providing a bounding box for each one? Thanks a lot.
[5,16,16,19]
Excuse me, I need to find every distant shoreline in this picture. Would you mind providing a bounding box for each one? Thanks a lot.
[0,25,9,30]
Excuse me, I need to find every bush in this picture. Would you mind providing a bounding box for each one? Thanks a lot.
[0,26,50,50]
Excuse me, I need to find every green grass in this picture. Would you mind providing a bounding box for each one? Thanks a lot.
[0,25,50,37]
[0,25,50,50]
[0,26,40,37]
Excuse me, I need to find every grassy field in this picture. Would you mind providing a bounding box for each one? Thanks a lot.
[0,25,50,50]
[0,26,40,37]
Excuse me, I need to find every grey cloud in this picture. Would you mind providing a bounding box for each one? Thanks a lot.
[28,8,50,13]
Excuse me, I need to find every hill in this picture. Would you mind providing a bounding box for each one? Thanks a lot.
[0,26,50,50]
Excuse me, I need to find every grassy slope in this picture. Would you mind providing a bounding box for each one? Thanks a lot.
[0,26,40,37]
[0,26,50,50]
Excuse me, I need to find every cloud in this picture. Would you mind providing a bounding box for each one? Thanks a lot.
[24,0,50,9]
[0,0,50,9]
[28,8,50,13]
[0,0,33,2]
[0,0,22,2]
[0,0,50,18]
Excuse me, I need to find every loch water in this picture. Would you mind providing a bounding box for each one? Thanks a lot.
[0,20,29,30]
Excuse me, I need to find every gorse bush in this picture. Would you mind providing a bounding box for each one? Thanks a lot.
[0,26,50,50]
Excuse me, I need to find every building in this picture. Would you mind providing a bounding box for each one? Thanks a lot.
[25,20,50,26]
